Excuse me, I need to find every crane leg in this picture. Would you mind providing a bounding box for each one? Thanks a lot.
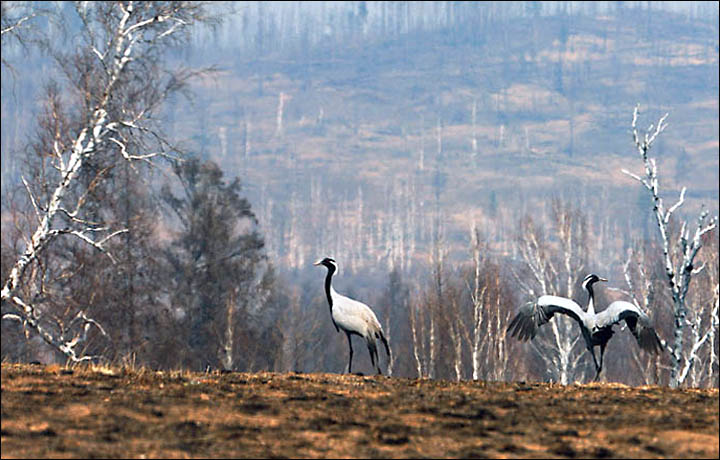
[595,343,607,380]
[588,346,601,381]
[345,332,354,374]
[376,346,383,375]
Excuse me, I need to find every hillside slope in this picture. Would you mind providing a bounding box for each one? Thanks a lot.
[173,8,719,272]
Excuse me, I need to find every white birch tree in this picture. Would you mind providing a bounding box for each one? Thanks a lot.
[408,291,427,377]
[1,2,217,363]
[622,105,718,388]
[468,225,487,380]
[464,227,518,382]
[513,202,592,384]
[1,1,57,74]
[613,245,666,385]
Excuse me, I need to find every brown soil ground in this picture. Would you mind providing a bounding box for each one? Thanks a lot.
[1,363,718,459]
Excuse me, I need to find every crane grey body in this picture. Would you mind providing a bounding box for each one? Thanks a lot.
[315,257,391,375]
[508,274,663,380]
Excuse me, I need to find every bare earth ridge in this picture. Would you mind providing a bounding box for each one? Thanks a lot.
[1,363,717,458]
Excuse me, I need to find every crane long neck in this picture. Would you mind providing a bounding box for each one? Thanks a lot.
[324,267,336,312]
[586,284,596,315]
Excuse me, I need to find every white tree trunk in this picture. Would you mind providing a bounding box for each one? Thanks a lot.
[470,224,485,381]
[275,92,286,137]
[409,298,425,378]
[622,105,718,387]
[221,292,235,371]
[1,2,206,363]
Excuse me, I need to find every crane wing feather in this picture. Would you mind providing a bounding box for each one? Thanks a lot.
[596,301,663,353]
[332,292,383,338]
[508,295,586,341]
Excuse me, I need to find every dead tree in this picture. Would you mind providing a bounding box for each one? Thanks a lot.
[612,244,666,385]
[513,204,592,384]
[463,227,518,382]
[622,105,718,388]
[1,2,217,363]
[468,225,487,380]
[1,1,56,74]
[280,287,326,373]
[408,286,427,378]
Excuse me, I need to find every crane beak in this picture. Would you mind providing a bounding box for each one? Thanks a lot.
[599,277,608,282]
[313,259,323,266]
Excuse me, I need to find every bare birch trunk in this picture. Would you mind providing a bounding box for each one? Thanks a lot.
[275,92,286,137]
[470,224,486,381]
[243,116,251,159]
[383,312,395,377]
[221,289,236,371]
[452,322,463,381]
[471,99,478,159]
[622,105,717,388]
[1,2,214,363]
[409,295,425,378]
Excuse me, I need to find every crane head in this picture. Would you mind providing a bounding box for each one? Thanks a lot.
[582,273,607,291]
[314,257,338,272]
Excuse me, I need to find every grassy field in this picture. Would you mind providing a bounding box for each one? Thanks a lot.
[1,363,718,458]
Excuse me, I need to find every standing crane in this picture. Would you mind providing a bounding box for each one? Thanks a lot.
[314,257,391,375]
[508,273,663,380]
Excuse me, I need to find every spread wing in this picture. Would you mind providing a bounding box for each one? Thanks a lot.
[508,295,587,341]
[594,301,663,353]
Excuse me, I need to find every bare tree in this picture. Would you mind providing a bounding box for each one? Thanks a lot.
[427,214,447,379]
[434,226,523,382]
[408,282,427,378]
[276,276,356,374]
[464,228,520,382]
[447,292,464,381]
[1,1,56,74]
[622,105,718,388]
[612,243,667,385]
[468,226,487,380]
[618,226,718,388]
[512,201,592,384]
[376,267,413,377]
[1,2,218,363]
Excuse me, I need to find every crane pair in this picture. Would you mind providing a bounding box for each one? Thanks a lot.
[315,258,662,380]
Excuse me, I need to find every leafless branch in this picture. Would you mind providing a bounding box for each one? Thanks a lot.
[1,1,214,363]
[625,105,719,387]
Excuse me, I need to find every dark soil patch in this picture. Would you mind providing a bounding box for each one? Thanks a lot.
[1,364,717,458]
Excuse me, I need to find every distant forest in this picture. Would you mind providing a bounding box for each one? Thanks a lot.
[162,1,719,274]
[1,2,718,388]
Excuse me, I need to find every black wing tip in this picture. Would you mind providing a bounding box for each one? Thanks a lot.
[637,327,663,354]
[508,307,538,342]
[633,315,664,354]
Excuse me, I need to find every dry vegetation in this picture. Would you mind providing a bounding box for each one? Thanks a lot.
[1,363,717,458]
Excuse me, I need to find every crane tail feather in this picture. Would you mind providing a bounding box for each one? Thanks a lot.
[379,330,391,359]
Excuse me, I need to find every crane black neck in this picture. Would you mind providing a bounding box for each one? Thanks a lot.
[585,283,596,304]
[324,265,336,310]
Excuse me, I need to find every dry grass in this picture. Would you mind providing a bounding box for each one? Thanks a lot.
[1,363,718,458]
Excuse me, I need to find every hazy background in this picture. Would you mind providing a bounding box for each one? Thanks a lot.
[4,2,718,274]
[2,1,718,382]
